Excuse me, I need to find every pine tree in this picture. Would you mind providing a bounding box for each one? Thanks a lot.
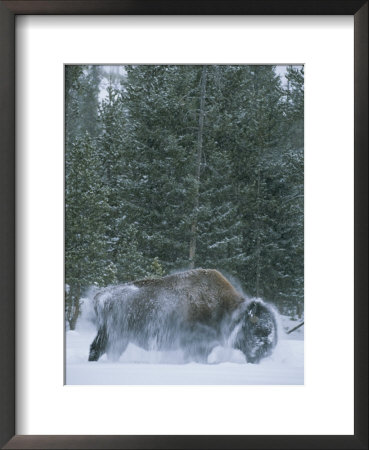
[123,65,200,271]
[65,134,117,329]
[276,65,304,316]
[65,64,305,326]
[65,65,84,144]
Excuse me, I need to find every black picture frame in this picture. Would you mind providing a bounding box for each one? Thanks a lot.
[0,1,367,449]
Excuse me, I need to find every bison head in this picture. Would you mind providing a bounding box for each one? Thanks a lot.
[234,299,278,363]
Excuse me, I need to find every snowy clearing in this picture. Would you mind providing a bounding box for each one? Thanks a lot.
[66,314,303,385]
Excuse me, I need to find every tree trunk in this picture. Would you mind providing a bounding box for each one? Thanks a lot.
[296,301,303,319]
[189,66,207,268]
[255,168,261,297]
[69,284,81,330]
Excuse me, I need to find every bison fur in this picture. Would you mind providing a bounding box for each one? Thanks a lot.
[88,269,278,364]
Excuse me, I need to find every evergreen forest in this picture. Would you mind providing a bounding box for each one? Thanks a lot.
[65,65,304,330]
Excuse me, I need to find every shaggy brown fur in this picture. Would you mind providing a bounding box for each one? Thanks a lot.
[132,269,243,324]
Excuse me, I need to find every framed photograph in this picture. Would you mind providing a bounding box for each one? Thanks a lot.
[0,1,367,449]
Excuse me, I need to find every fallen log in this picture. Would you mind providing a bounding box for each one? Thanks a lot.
[286,321,304,335]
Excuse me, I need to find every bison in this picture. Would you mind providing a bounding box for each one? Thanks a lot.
[88,269,278,363]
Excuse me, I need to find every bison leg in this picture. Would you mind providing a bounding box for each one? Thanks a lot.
[88,325,108,361]
[182,342,214,363]
[181,323,219,363]
[106,339,128,361]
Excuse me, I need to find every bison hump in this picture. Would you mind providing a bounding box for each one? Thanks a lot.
[172,269,244,322]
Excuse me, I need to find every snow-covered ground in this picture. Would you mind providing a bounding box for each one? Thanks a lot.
[66,305,304,385]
